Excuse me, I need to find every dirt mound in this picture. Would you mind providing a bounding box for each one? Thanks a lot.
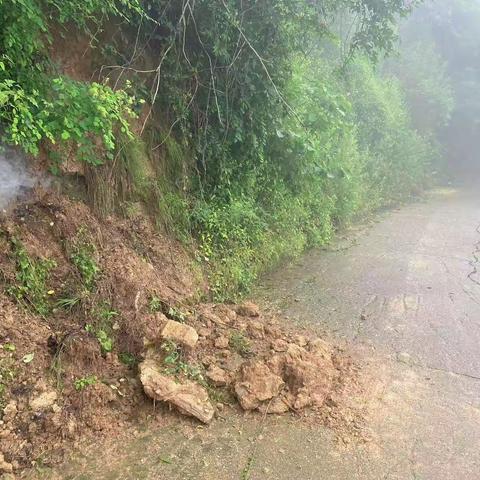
[0,194,361,476]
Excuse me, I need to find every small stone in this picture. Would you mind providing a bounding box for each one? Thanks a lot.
[30,391,58,412]
[271,339,288,352]
[0,453,13,474]
[397,352,412,364]
[294,335,308,347]
[198,327,212,338]
[214,336,229,349]
[2,401,17,423]
[248,321,265,339]
[161,320,198,349]
[206,365,229,386]
[236,302,260,317]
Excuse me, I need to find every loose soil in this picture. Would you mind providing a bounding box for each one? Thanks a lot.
[0,191,364,478]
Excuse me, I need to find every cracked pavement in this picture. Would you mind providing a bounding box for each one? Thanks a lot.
[39,187,480,480]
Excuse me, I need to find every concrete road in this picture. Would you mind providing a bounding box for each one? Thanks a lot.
[40,188,480,480]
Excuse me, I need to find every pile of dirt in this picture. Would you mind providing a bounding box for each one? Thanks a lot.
[138,302,355,423]
[0,193,361,477]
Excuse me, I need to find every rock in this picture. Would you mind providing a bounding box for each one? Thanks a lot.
[0,453,13,474]
[199,311,229,326]
[397,351,412,364]
[2,402,17,423]
[234,361,284,410]
[259,396,290,414]
[201,354,216,366]
[161,320,198,349]
[197,327,212,338]
[139,359,214,424]
[236,302,260,317]
[294,335,308,347]
[206,365,229,386]
[309,338,333,359]
[30,391,58,412]
[271,338,288,352]
[214,335,229,349]
[264,324,282,338]
[247,321,265,339]
[1,474,15,480]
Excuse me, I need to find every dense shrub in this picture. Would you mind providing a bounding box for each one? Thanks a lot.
[0,0,443,300]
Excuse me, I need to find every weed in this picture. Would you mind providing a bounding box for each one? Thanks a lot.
[229,332,252,357]
[85,323,114,353]
[70,229,100,291]
[74,375,97,391]
[84,301,118,353]
[160,341,204,382]
[2,343,16,352]
[118,352,137,368]
[55,295,82,311]
[97,303,119,322]
[7,237,56,316]
[165,306,188,323]
[149,296,189,323]
[148,295,162,313]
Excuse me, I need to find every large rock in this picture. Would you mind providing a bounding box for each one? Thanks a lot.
[139,359,214,424]
[234,361,284,410]
[161,320,198,349]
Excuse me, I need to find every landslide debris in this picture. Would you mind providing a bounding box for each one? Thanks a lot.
[0,193,361,476]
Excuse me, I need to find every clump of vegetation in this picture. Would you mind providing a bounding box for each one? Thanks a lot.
[85,301,118,354]
[74,375,97,391]
[0,0,453,303]
[148,295,162,313]
[70,228,100,291]
[6,237,56,316]
[118,352,138,368]
[229,332,252,358]
[160,341,204,381]
[0,0,139,165]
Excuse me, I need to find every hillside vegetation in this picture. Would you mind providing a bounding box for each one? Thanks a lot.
[0,0,454,299]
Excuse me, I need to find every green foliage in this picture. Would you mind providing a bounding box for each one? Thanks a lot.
[74,375,97,391]
[160,341,204,381]
[118,352,138,368]
[70,229,100,291]
[0,0,440,302]
[6,237,56,316]
[85,302,118,353]
[0,0,139,165]
[148,296,162,313]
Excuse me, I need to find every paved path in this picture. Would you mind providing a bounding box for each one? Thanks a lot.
[41,188,480,480]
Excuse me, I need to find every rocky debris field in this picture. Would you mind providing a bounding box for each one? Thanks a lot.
[0,194,361,478]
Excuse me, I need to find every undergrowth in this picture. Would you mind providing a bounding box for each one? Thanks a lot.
[0,1,451,302]
[6,237,56,316]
